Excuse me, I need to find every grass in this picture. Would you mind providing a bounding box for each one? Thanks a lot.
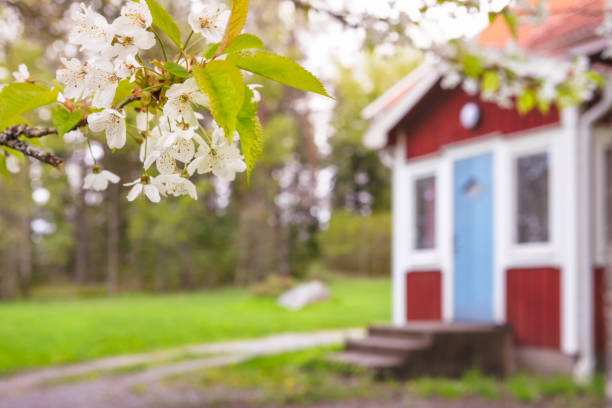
[183,348,605,407]
[0,277,390,373]
[193,346,398,405]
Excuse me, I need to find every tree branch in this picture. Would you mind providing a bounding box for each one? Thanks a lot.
[0,95,141,168]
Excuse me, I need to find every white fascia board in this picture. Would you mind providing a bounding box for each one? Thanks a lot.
[363,71,440,150]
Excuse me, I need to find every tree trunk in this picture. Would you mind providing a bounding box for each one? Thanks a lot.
[106,183,119,294]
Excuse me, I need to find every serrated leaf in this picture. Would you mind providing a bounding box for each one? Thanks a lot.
[193,61,245,142]
[517,89,536,114]
[216,0,249,57]
[237,85,263,180]
[143,0,181,48]
[204,33,264,60]
[164,62,191,78]
[51,106,85,137]
[0,83,58,131]
[227,50,331,98]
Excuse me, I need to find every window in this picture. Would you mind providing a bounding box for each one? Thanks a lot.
[415,176,436,249]
[516,152,550,244]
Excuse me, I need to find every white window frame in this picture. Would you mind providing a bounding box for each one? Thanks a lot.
[404,157,441,270]
[507,134,557,263]
[594,129,612,265]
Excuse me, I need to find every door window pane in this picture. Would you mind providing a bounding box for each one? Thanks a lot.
[415,176,436,249]
[516,152,550,244]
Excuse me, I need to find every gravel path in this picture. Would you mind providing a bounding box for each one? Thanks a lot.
[0,329,364,408]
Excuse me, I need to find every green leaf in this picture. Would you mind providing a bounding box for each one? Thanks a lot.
[461,54,484,79]
[517,89,536,114]
[0,83,58,131]
[502,9,518,38]
[51,106,85,137]
[537,98,551,115]
[193,61,245,142]
[113,79,137,106]
[216,0,249,57]
[0,155,10,181]
[164,62,191,78]
[488,12,499,24]
[481,70,500,93]
[227,50,331,98]
[1,146,25,163]
[143,0,181,48]
[204,33,264,60]
[237,85,264,180]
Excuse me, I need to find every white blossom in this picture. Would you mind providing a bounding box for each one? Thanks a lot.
[156,174,198,199]
[69,3,114,52]
[56,58,89,101]
[124,177,161,203]
[155,152,177,175]
[112,1,152,34]
[87,109,127,149]
[12,64,29,82]
[83,168,120,191]
[188,2,230,43]
[114,54,142,80]
[85,60,119,109]
[170,138,195,163]
[163,78,208,126]
[187,126,246,181]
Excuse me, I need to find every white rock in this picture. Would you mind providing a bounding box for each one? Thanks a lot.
[278,281,330,311]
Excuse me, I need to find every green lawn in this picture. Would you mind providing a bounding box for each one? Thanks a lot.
[0,278,390,373]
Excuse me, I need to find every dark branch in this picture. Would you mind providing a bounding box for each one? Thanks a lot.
[0,95,141,168]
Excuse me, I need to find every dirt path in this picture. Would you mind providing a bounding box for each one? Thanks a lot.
[0,329,363,408]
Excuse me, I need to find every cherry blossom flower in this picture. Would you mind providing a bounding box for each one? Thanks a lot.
[85,60,119,109]
[187,126,246,181]
[156,174,198,199]
[12,64,29,82]
[114,54,142,80]
[69,3,114,52]
[124,176,161,203]
[163,78,208,127]
[83,167,120,191]
[87,109,127,149]
[63,129,86,144]
[170,138,195,163]
[155,152,176,175]
[188,2,230,43]
[56,58,89,101]
[112,1,152,34]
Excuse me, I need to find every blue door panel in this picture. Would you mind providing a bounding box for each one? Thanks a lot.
[453,153,494,322]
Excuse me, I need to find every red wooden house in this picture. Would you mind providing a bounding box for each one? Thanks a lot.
[362,0,611,378]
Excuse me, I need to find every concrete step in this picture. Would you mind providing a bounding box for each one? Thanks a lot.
[368,325,434,341]
[346,336,431,356]
[329,351,405,369]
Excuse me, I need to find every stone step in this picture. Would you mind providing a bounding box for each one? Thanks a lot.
[346,336,431,356]
[329,351,405,369]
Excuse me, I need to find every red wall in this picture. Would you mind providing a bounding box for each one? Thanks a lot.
[506,268,561,349]
[391,85,559,160]
[594,266,606,352]
[406,271,442,321]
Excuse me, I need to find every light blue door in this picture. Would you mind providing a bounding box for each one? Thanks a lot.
[453,152,494,322]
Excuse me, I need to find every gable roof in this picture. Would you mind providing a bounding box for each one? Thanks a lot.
[363,0,606,149]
